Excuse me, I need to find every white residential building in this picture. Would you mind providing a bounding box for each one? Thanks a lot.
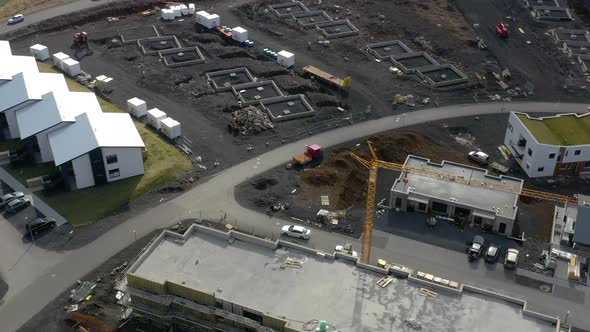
[504,112,590,178]
[0,71,68,139]
[0,40,11,56]
[48,112,145,190]
[391,155,523,235]
[16,91,102,163]
[0,54,38,80]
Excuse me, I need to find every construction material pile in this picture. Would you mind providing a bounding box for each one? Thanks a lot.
[229,106,274,135]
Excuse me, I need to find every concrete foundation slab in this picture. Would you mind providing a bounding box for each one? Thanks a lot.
[137,36,181,55]
[532,6,573,21]
[269,2,309,18]
[391,52,439,73]
[316,20,359,39]
[551,29,590,43]
[292,11,332,28]
[206,67,255,92]
[523,0,559,8]
[120,25,159,44]
[232,80,284,105]
[417,64,469,88]
[259,94,315,122]
[159,46,205,67]
[366,40,413,60]
[562,41,590,56]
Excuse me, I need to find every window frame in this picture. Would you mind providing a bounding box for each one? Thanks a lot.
[108,168,120,178]
[106,154,118,165]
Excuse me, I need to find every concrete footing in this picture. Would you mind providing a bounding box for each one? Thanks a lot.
[159,46,205,67]
[120,25,160,44]
[232,80,284,105]
[391,51,439,73]
[316,20,359,39]
[292,11,333,28]
[206,67,255,92]
[366,40,413,60]
[523,0,559,7]
[532,6,573,21]
[137,36,181,55]
[269,2,309,18]
[578,55,590,72]
[551,29,590,43]
[417,64,469,87]
[259,94,315,122]
[562,41,590,57]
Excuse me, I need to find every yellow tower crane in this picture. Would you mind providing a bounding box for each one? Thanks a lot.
[350,141,578,264]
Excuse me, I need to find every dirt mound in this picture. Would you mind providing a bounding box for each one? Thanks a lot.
[301,168,340,186]
[369,131,450,163]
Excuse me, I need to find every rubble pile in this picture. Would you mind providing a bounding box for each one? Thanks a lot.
[229,106,274,135]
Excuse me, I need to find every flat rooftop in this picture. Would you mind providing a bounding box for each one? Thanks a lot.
[393,155,522,219]
[131,229,554,332]
[516,112,590,145]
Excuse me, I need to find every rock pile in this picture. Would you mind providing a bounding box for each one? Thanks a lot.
[229,106,274,135]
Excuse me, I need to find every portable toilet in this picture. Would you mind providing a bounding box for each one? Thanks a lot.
[29,44,49,61]
[231,27,248,43]
[127,97,147,118]
[62,58,81,77]
[160,117,181,139]
[147,108,168,129]
[277,50,295,68]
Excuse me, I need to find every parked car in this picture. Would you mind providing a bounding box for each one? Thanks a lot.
[484,243,500,263]
[0,191,24,208]
[281,225,311,240]
[335,243,358,258]
[6,197,31,214]
[26,217,56,236]
[467,151,490,165]
[504,248,520,269]
[468,235,485,261]
[7,14,24,25]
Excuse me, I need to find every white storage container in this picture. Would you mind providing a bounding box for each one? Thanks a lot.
[203,14,220,29]
[196,10,209,24]
[277,50,295,68]
[160,117,181,139]
[188,3,195,14]
[180,4,188,15]
[172,6,182,18]
[52,52,70,70]
[147,108,168,129]
[127,97,147,118]
[161,9,174,20]
[96,75,114,93]
[62,58,81,77]
[231,27,248,43]
[29,44,49,61]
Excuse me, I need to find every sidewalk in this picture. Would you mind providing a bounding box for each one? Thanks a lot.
[0,167,68,226]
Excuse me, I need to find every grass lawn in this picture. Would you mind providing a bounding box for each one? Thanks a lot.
[3,162,59,185]
[30,62,193,226]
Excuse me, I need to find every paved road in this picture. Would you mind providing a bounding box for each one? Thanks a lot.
[1,101,589,331]
[0,0,114,36]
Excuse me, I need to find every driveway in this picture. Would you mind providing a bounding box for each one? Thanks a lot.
[0,101,589,332]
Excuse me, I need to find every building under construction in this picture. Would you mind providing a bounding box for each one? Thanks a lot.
[391,155,524,235]
[120,224,559,332]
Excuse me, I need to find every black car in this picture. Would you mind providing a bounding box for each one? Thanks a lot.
[6,197,31,214]
[26,217,56,236]
[484,243,501,263]
[0,191,24,208]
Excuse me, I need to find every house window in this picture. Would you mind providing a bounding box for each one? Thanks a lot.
[537,167,544,172]
[108,168,120,178]
[106,154,118,164]
[527,148,532,156]
[557,154,562,161]
[549,153,555,159]
[585,161,590,168]
[575,150,581,156]
[559,163,570,170]
[418,203,427,212]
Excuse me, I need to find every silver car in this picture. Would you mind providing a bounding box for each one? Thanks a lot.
[281,225,311,240]
[8,14,24,25]
[0,191,24,208]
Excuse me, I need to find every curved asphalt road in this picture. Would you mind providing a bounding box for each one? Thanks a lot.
[1,101,589,331]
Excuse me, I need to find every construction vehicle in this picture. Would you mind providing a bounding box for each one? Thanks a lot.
[293,144,323,166]
[303,65,352,90]
[496,22,508,39]
[350,141,577,263]
[73,32,89,47]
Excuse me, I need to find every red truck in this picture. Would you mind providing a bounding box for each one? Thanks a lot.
[293,144,323,165]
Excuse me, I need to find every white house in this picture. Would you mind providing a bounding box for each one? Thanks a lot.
[0,71,68,139]
[48,112,145,190]
[391,155,523,235]
[504,112,590,178]
[0,40,11,56]
[16,91,102,163]
[0,54,38,81]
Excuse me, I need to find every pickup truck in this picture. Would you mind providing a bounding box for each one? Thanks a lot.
[468,235,485,261]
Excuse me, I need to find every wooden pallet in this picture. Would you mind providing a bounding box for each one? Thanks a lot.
[419,288,438,298]
[377,276,394,288]
[284,257,304,268]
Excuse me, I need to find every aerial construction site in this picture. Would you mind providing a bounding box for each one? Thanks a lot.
[1,0,590,331]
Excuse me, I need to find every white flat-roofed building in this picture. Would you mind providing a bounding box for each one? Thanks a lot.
[391,155,523,235]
